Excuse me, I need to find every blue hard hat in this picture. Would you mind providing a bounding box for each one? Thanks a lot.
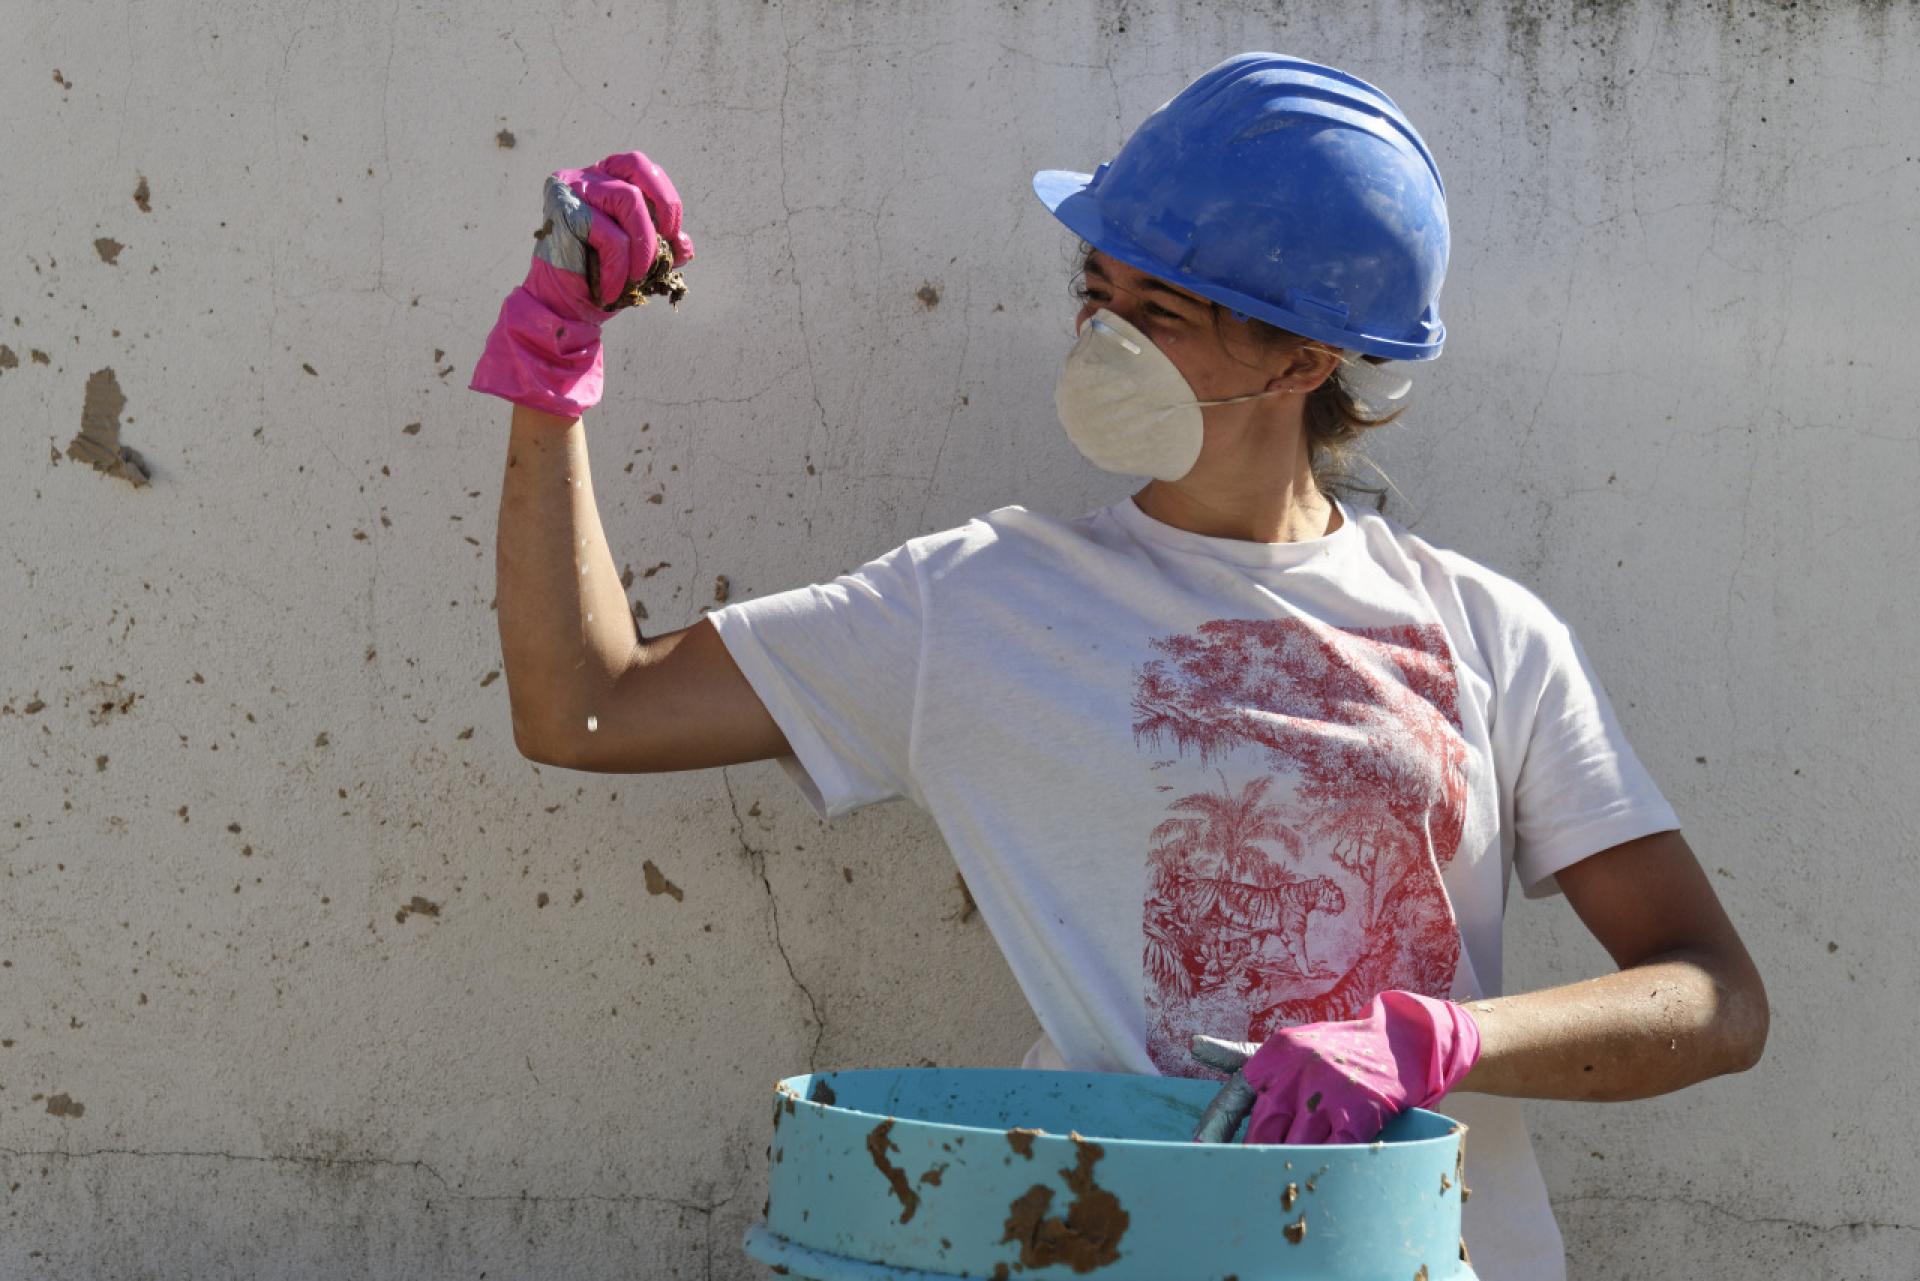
[1034,52,1449,360]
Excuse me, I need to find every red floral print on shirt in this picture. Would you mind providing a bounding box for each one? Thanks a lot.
[1133,617,1469,1077]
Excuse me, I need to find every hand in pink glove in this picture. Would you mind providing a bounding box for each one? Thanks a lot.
[469,151,694,419]
[1187,991,1481,1145]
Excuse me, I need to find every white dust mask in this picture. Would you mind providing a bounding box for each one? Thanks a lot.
[1053,309,1281,482]
[1335,350,1413,415]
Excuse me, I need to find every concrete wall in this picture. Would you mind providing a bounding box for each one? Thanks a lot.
[3,1,1914,1276]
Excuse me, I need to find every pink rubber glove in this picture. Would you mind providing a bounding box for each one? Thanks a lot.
[1191,991,1481,1145]
[469,151,694,419]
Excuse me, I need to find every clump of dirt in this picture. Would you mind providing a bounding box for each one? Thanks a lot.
[134,177,151,212]
[999,1136,1128,1273]
[84,675,140,725]
[46,1093,84,1118]
[950,872,978,924]
[866,1119,921,1224]
[1283,1214,1307,1244]
[602,234,688,310]
[395,895,441,925]
[1282,1181,1298,1211]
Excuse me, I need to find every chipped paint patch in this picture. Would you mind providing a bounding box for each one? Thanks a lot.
[642,860,683,901]
[68,369,150,487]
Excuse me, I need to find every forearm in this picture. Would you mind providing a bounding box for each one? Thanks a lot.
[496,402,642,751]
[1453,947,1769,1102]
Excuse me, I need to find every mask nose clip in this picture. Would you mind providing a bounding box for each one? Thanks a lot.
[1087,314,1142,355]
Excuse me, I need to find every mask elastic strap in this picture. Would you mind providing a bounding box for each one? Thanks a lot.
[1192,387,1285,409]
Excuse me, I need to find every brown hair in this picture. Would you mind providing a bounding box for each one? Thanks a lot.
[1072,244,1401,508]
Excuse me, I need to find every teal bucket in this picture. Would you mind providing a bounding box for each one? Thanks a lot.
[743,1067,1475,1280]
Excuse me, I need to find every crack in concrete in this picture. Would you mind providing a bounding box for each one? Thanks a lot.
[721,768,825,1071]
[775,8,834,484]
[1558,1191,1918,1237]
[0,1145,733,1216]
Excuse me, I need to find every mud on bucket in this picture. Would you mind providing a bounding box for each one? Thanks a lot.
[744,1066,1476,1280]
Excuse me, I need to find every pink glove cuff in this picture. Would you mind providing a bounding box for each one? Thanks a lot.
[1240,990,1482,1146]
[469,261,607,418]
[1381,990,1481,1108]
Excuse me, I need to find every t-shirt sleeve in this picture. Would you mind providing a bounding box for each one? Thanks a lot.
[1481,589,1682,900]
[703,540,923,822]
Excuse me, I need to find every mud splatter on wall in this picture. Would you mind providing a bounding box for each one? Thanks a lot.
[67,369,149,487]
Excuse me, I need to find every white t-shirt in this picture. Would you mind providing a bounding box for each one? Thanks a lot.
[708,495,1680,1281]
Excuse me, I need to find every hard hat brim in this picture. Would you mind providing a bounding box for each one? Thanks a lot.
[1032,168,1443,361]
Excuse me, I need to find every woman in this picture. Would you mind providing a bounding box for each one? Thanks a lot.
[473,52,1767,1281]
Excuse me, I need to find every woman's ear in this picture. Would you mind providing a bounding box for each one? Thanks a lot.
[1265,344,1343,395]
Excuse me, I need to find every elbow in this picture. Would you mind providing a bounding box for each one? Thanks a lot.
[1731,981,1770,1074]
[1715,963,1771,1076]
[512,728,560,766]
[509,702,575,768]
